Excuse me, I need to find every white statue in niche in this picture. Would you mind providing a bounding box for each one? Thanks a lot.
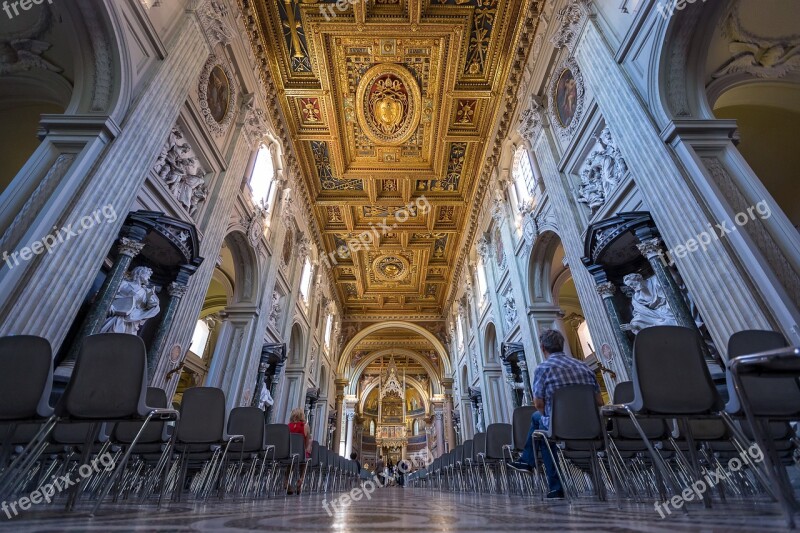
[100,266,161,335]
[621,273,677,334]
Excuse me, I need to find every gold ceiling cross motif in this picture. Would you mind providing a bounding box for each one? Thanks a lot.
[244,0,534,320]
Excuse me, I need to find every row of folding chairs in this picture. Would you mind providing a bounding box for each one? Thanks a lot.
[411,328,800,527]
[0,333,359,515]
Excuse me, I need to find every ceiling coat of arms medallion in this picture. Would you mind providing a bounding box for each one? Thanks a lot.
[373,254,410,282]
[356,63,421,146]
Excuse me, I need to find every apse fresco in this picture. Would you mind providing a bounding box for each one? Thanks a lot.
[406,388,424,413]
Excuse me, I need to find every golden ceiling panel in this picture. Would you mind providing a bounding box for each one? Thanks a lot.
[247,0,530,319]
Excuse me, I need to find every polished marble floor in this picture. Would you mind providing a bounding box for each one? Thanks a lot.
[0,487,792,532]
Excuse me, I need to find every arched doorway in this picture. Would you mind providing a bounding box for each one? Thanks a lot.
[528,231,609,401]
[172,231,259,407]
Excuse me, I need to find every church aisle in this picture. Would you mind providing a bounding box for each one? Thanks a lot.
[0,486,787,532]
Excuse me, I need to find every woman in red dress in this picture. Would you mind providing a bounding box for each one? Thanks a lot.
[287,408,312,494]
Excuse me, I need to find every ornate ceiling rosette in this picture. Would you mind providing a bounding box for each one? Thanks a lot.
[356,63,421,146]
[373,254,410,283]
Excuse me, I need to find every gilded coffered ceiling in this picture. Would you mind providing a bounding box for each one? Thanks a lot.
[244,0,534,320]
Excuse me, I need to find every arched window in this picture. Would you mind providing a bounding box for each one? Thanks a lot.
[249,143,277,210]
[456,316,464,350]
[512,145,535,204]
[324,313,334,351]
[189,319,210,358]
[299,259,313,304]
[476,262,488,300]
[369,420,375,436]
[413,419,420,436]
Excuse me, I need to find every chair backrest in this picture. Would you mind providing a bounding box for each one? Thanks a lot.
[264,424,291,459]
[611,381,666,439]
[630,326,722,415]
[289,432,305,460]
[311,440,320,466]
[176,387,225,444]
[454,445,463,463]
[550,384,602,440]
[512,406,537,451]
[485,423,512,459]
[114,387,169,443]
[53,422,110,445]
[462,439,473,461]
[59,334,148,420]
[473,432,486,459]
[327,449,335,469]
[0,335,53,420]
[726,330,800,416]
[227,406,266,452]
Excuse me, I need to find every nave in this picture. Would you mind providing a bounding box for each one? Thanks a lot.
[0,485,790,533]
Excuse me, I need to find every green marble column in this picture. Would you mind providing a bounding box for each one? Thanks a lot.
[147,280,188,382]
[596,281,633,373]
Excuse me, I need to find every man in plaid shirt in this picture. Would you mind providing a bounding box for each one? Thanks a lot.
[509,329,602,498]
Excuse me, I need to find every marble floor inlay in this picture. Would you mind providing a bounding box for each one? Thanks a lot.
[0,487,791,532]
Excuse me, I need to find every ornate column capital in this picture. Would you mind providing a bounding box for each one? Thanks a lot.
[595,282,616,299]
[636,238,664,260]
[117,237,145,258]
[168,281,189,298]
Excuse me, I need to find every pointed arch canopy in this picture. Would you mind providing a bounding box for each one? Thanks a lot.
[347,348,443,396]
[358,374,431,414]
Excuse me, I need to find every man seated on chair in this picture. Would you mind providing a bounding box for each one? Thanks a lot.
[508,329,603,498]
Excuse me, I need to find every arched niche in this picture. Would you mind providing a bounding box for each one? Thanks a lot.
[0,0,129,194]
[288,322,307,367]
[221,230,260,305]
[483,322,499,364]
[527,230,563,305]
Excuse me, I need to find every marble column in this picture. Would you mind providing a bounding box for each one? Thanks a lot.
[434,407,446,456]
[595,282,633,372]
[55,233,146,380]
[147,278,190,382]
[344,411,355,458]
[502,363,521,409]
[635,237,696,331]
[517,359,533,406]
[333,380,346,455]
[266,359,286,424]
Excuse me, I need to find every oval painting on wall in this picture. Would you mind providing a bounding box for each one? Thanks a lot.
[555,68,578,127]
[207,65,230,123]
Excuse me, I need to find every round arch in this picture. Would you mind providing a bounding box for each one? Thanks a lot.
[527,230,563,305]
[357,375,431,415]
[288,322,307,367]
[337,321,452,377]
[222,230,260,304]
[483,322,499,364]
[347,348,443,395]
